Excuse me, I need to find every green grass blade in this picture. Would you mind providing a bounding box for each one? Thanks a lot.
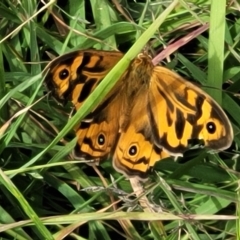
[207,0,226,104]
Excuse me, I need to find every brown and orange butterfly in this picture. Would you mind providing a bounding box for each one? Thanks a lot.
[44,50,233,180]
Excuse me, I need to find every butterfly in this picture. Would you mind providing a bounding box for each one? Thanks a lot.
[44,50,233,181]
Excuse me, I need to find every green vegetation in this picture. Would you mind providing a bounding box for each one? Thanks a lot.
[0,0,239,239]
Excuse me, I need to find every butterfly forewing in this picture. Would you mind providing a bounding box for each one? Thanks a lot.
[44,50,123,109]
[148,67,233,156]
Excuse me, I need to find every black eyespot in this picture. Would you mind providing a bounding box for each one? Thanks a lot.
[59,69,69,80]
[206,122,216,134]
[128,145,137,156]
[98,133,105,146]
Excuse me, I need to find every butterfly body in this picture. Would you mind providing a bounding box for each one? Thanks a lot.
[44,50,233,180]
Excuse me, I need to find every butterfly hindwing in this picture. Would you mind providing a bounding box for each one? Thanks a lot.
[114,100,170,180]
[73,116,119,162]
[73,83,124,163]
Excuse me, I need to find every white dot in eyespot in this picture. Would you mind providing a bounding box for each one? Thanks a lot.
[98,134,105,145]
[129,145,137,156]
[206,122,216,134]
